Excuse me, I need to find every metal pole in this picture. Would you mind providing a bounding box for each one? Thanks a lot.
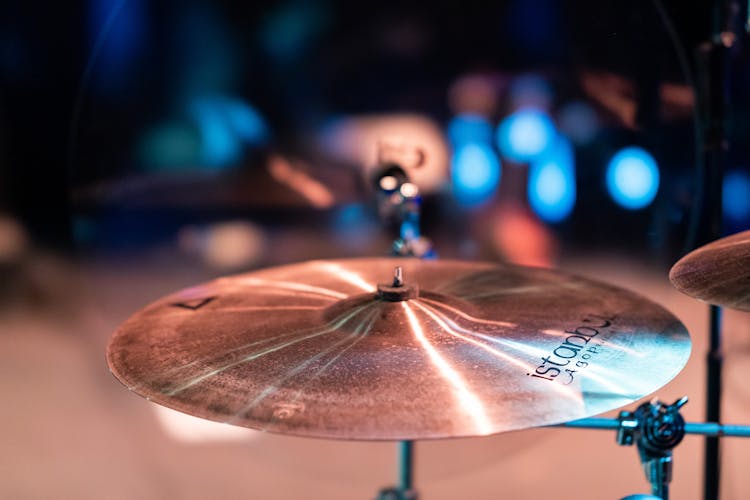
[560,418,750,437]
[399,440,414,492]
[693,0,735,496]
[705,305,723,499]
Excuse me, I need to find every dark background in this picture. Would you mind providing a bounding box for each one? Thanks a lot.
[1,0,747,262]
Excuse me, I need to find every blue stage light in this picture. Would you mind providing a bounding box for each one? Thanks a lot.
[529,136,576,222]
[723,170,750,222]
[451,143,501,207]
[189,96,268,168]
[190,99,241,167]
[447,114,493,145]
[496,109,555,162]
[220,97,269,145]
[606,147,660,210]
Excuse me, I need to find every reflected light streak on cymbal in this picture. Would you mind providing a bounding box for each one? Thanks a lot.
[166,304,372,395]
[233,309,379,419]
[317,262,377,293]
[413,301,582,404]
[582,363,646,397]
[232,277,348,299]
[540,329,644,358]
[496,338,633,396]
[460,284,550,300]
[419,297,516,328]
[260,312,381,432]
[158,305,323,320]
[143,305,366,386]
[413,301,531,372]
[402,302,493,435]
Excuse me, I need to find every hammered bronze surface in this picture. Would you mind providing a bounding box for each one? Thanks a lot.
[107,258,690,440]
[670,230,750,312]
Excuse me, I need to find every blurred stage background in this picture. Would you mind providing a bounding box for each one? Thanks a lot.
[1,0,749,498]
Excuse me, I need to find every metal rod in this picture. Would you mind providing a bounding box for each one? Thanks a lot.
[656,482,669,500]
[705,305,723,500]
[559,418,750,437]
[695,0,732,494]
[399,440,413,492]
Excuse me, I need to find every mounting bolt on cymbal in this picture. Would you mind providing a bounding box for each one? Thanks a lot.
[393,266,403,287]
[378,266,418,301]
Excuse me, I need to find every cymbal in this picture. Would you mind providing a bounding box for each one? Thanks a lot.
[107,258,690,440]
[670,230,750,312]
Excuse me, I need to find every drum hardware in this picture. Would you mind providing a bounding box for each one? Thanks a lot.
[562,396,750,500]
[372,157,435,259]
[376,440,417,500]
[684,0,740,495]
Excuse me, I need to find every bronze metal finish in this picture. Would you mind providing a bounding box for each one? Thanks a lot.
[670,230,750,312]
[107,258,690,440]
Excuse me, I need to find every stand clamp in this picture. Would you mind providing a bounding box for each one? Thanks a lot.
[617,397,688,500]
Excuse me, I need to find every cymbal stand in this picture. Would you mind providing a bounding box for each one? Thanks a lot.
[691,0,738,496]
[617,397,688,500]
[560,396,750,499]
[371,153,430,499]
[376,441,418,500]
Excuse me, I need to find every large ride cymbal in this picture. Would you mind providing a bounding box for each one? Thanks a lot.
[670,230,750,312]
[107,258,690,440]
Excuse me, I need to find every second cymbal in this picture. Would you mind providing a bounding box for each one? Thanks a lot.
[670,230,750,312]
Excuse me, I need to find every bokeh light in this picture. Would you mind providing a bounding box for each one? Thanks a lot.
[451,143,501,207]
[496,109,556,163]
[723,169,750,223]
[528,136,576,222]
[188,96,268,168]
[447,114,494,146]
[606,146,660,210]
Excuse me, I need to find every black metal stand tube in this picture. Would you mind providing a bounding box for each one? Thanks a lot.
[695,0,732,493]
[399,440,413,492]
[705,305,723,500]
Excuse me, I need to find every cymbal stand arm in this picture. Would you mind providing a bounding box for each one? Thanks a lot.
[562,418,750,438]
[561,398,689,499]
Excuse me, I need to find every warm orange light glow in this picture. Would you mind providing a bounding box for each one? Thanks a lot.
[267,156,335,208]
[492,204,557,268]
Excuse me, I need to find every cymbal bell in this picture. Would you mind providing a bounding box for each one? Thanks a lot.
[107,258,690,440]
[670,230,750,312]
